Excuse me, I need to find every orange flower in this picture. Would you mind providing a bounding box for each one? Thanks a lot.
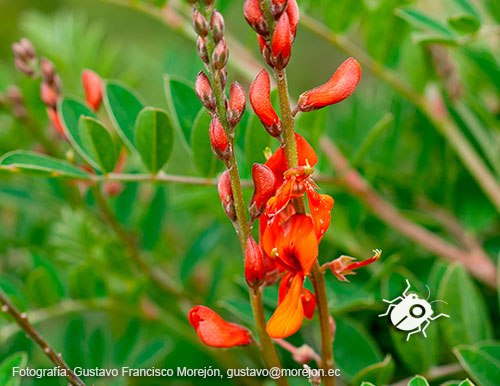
[189,306,253,348]
[262,214,318,276]
[328,250,382,282]
[267,273,304,338]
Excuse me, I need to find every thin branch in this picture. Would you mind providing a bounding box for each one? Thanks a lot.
[300,12,500,215]
[0,289,86,386]
[320,136,497,287]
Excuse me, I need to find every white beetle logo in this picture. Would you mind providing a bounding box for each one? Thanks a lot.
[379,279,449,341]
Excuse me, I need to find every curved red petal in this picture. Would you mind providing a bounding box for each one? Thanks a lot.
[266,274,304,338]
[301,288,316,320]
[188,306,252,348]
[306,184,335,240]
[282,215,319,276]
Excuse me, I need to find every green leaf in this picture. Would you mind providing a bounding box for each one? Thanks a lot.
[134,107,174,173]
[352,355,395,386]
[140,186,167,250]
[190,109,221,177]
[396,7,457,44]
[59,98,100,168]
[458,380,476,386]
[68,265,106,299]
[334,318,383,380]
[164,75,200,146]
[79,117,117,173]
[104,80,145,151]
[437,264,492,348]
[0,150,90,179]
[360,383,376,386]
[26,266,62,307]
[448,15,480,34]
[454,345,500,386]
[449,0,480,18]
[407,375,430,386]
[0,352,27,386]
[132,339,172,368]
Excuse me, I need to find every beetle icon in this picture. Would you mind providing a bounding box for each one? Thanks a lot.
[379,279,449,341]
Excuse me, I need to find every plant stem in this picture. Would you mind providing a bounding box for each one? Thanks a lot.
[274,64,335,386]
[0,289,86,386]
[250,288,290,386]
[90,185,186,298]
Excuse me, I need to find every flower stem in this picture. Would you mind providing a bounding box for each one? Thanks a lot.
[250,288,290,386]
[274,57,335,386]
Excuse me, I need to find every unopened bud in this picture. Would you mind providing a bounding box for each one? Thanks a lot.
[40,83,59,108]
[14,57,34,77]
[249,163,275,219]
[301,288,316,319]
[257,35,274,68]
[192,10,210,37]
[244,0,268,36]
[298,57,361,112]
[82,69,103,111]
[195,71,216,112]
[40,58,55,81]
[20,38,36,58]
[249,70,281,137]
[227,82,246,127]
[286,0,299,39]
[197,36,210,64]
[245,236,266,288]
[219,68,228,89]
[46,107,65,136]
[211,10,225,43]
[209,116,230,160]
[212,38,228,71]
[272,13,293,70]
[218,170,236,221]
[270,0,287,17]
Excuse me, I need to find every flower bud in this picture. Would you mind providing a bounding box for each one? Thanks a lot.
[245,236,266,288]
[40,83,59,108]
[81,69,103,111]
[212,38,228,71]
[20,38,36,58]
[227,81,246,127]
[46,107,65,136]
[249,163,275,219]
[192,10,210,37]
[250,70,281,137]
[298,57,361,112]
[286,0,299,39]
[270,0,287,17]
[195,71,216,112]
[219,67,228,90]
[272,13,293,70]
[40,58,55,81]
[301,288,316,320]
[211,10,225,43]
[189,306,253,348]
[244,0,268,36]
[197,36,210,63]
[257,34,274,68]
[218,170,236,221]
[14,57,34,77]
[210,117,230,160]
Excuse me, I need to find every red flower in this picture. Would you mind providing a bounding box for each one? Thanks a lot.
[81,69,103,111]
[272,12,293,69]
[262,214,318,276]
[189,306,253,348]
[209,117,229,160]
[250,70,281,137]
[249,163,276,219]
[267,273,304,338]
[244,0,267,36]
[328,249,382,282]
[298,57,361,112]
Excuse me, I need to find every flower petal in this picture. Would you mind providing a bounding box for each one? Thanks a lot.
[189,306,252,348]
[266,274,304,338]
[301,288,316,320]
[306,183,334,240]
[281,214,318,276]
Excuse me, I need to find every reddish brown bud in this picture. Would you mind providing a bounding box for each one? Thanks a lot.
[257,34,274,68]
[245,236,266,288]
[195,71,216,112]
[298,57,361,112]
[272,13,293,70]
[249,163,275,219]
[209,117,230,160]
[40,83,59,108]
[219,67,228,89]
[81,69,103,111]
[211,10,225,43]
[250,70,281,137]
[40,58,55,80]
[244,0,268,36]
[270,0,287,17]
[286,0,299,39]
[14,57,34,77]
[20,38,36,58]
[218,170,236,221]
[197,36,210,63]
[212,38,228,71]
[192,10,210,37]
[46,107,65,136]
[228,81,246,127]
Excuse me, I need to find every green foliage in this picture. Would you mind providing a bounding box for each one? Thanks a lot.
[0,353,27,386]
[191,109,221,177]
[454,342,500,386]
[79,116,118,173]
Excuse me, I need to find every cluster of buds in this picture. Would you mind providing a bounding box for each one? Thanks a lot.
[244,0,298,70]
[1,86,28,119]
[12,38,37,77]
[39,58,64,135]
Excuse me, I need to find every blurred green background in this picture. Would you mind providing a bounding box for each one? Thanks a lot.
[0,0,499,385]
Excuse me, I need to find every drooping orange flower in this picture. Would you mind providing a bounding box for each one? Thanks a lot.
[189,306,253,348]
[328,249,382,282]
